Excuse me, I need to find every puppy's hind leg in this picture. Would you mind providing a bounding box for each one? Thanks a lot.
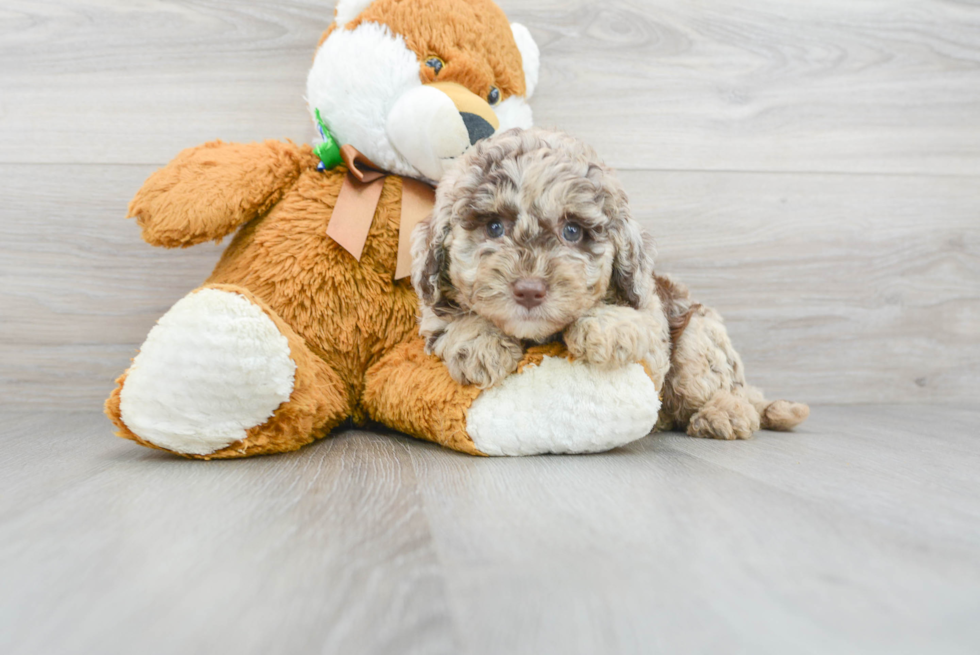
[665,308,759,440]
[660,296,806,440]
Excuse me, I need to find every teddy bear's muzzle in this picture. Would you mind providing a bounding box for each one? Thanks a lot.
[460,112,496,145]
[386,81,500,182]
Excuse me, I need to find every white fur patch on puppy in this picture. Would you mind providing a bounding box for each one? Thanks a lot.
[119,288,296,456]
[466,356,660,456]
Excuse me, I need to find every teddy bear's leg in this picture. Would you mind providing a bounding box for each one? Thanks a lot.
[105,284,351,459]
[362,338,661,456]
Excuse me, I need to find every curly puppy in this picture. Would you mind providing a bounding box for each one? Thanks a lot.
[411,128,808,439]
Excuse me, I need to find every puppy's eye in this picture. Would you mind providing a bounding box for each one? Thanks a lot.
[487,86,500,105]
[486,220,505,238]
[425,57,444,74]
[562,222,583,243]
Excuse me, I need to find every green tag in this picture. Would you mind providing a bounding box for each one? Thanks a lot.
[313,109,343,170]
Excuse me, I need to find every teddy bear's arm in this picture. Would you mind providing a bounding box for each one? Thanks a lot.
[128,140,318,248]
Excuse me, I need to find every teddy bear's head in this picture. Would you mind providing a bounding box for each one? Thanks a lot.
[307,0,540,183]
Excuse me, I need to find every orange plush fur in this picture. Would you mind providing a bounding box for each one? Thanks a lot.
[106,138,486,457]
[345,0,527,100]
[106,0,542,458]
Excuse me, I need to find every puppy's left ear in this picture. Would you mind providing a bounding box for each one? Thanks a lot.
[601,171,655,309]
[511,23,540,98]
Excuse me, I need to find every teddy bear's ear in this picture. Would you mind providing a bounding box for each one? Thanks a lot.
[333,0,374,27]
[510,23,540,98]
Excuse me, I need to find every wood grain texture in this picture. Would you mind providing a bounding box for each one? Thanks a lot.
[518,0,980,175]
[1,406,979,654]
[0,415,458,655]
[2,0,980,173]
[0,0,978,407]
[1,164,976,407]
[643,170,980,404]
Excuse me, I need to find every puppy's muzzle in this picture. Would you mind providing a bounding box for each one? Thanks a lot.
[513,278,547,309]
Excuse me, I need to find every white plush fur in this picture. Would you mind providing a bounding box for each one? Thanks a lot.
[387,85,472,181]
[308,20,537,184]
[119,289,296,456]
[307,22,424,179]
[510,23,540,98]
[466,356,660,456]
[333,0,374,26]
[494,95,534,132]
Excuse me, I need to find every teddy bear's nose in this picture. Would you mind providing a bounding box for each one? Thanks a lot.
[461,112,496,145]
[513,278,548,309]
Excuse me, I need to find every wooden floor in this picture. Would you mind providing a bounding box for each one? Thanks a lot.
[1,1,978,653]
[1,405,978,655]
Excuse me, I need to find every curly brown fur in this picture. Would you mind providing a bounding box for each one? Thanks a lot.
[413,128,808,438]
[653,274,809,438]
[412,127,670,389]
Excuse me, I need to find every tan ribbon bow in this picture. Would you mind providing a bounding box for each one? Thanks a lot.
[325,144,435,280]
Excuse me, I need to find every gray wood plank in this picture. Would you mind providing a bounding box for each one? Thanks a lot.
[2,164,976,408]
[1,407,978,654]
[0,418,458,655]
[1,0,979,174]
[644,170,980,405]
[406,404,980,655]
[523,0,980,175]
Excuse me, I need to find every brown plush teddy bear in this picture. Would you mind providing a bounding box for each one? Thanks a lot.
[105,0,670,459]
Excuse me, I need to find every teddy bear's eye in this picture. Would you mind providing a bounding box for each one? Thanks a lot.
[487,86,501,105]
[425,57,444,74]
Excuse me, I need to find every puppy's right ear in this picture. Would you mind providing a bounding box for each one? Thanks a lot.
[410,211,451,308]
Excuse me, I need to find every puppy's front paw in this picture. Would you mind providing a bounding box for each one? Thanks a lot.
[435,326,523,389]
[564,307,651,370]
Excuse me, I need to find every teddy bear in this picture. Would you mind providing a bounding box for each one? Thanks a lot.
[105,0,665,459]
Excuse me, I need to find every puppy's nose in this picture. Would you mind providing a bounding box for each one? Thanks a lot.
[513,278,548,309]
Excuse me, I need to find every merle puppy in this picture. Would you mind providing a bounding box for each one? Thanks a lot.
[411,128,808,439]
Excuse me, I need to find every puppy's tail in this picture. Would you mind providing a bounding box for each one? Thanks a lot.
[744,386,810,431]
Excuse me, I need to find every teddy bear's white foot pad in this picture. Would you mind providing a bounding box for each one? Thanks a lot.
[465,357,660,456]
[119,288,296,455]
